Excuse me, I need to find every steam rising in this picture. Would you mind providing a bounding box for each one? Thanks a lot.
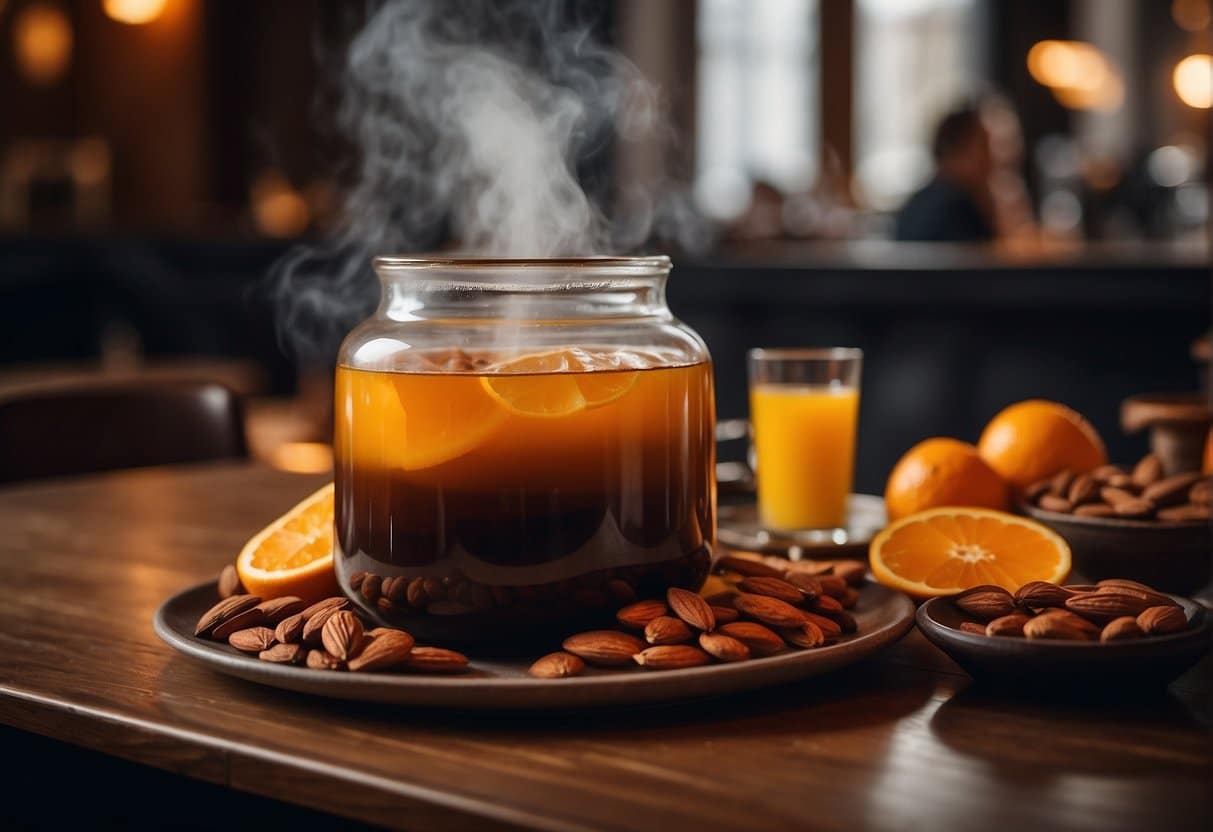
[269,0,695,361]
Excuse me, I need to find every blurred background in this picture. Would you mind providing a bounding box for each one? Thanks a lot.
[0,0,1209,491]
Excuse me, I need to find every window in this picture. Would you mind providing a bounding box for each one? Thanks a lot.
[853,0,981,210]
[695,0,820,221]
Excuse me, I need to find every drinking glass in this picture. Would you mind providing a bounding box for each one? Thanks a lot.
[747,348,863,535]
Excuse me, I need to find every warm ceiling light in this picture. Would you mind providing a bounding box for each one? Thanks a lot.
[251,171,311,238]
[102,0,168,25]
[13,3,73,86]
[1028,40,1123,111]
[1172,0,1211,32]
[1174,54,1213,109]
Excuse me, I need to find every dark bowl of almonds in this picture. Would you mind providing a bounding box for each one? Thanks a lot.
[1019,455,1211,594]
[917,579,1210,690]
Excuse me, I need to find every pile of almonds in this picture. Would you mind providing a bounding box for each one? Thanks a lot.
[198,565,469,673]
[951,578,1191,643]
[1025,453,1209,522]
[529,553,866,677]
[202,554,865,679]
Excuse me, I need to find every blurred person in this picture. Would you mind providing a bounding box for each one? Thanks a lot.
[894,106,995,242]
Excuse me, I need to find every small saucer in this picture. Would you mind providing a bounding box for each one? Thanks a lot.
[717,495,887,557]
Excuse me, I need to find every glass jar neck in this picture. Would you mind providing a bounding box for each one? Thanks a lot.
[373,258,672,322]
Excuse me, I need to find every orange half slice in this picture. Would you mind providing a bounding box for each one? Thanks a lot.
[869,507,1071,599]
[236,483,339,603]
[480,348,640,417]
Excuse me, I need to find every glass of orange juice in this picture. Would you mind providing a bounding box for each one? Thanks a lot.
[748,348,862,534]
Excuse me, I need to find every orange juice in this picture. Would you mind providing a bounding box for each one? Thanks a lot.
[749,384,859,530]
[334,347,715,641]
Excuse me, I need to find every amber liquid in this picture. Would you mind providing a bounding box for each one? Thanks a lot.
[334,349,715,642]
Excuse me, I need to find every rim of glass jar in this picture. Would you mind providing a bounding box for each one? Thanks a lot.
[749,347,864,362]
[373,255,671,271]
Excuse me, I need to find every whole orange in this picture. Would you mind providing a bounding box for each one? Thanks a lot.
[885,437,1010,522]
[977,399,1107,491]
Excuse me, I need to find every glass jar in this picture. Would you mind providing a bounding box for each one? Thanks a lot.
[334,256,715,644]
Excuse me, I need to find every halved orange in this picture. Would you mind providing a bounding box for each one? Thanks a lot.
[870,507,1070,599]
[236,483,339,603]
[480,348,639,417]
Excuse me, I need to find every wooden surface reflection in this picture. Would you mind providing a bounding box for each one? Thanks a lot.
[0,464,1208,831]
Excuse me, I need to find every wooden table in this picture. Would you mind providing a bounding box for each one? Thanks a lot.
[1,464,1209,831]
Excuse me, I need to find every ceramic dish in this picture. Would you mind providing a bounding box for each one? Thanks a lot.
[155,579,915,709]
[917,594,1210,688]
[1021,502,1211,594]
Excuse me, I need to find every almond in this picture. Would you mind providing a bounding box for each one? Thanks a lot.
[1157,504,1211,522]
[1105,473,1134,489]
[253,596,306,625]
[300,596,350,620]
[718,553,786,578]
[835,560,868,586]
[816,574,848,598]
[801,611,843,638]
[1090,464,1126,483]
[302,604,342,645]
[406,647,470,673]
[738,576,804,605]
[954,586,1017,621]
[217,564,243,599]
[1050,469,1076,496]
[211,607,267,641]
[347,630,414,671]
[1014,581,1073,610]
[348,571,368,590]
[784,573,822,600]
[194,594,261,637]
[360,574,383,602]
[632,645,711,669]
[1094,579,1178,608]
[274,612,305,644]
[1024,610,1098,640]
[644,616,694,645]
[985,613,1031,637]
[782,620,826,648]
[228,626,276,652]
[1137,605,1188,635]
[1038,494,1074,513]
[1100,617,1144,642]
[1024,477,1053,501]
[717,621,785,656]
[957,622,987,635]
[258,643,304,664]
[666,587,715,631]
[1074,503,1117,518]
[1131,454,1163,488]
[733,593,806,628]
[698,632,750,662]
[1099,487,1155,518]
[1190,479,1211,506]
[1065,590,1155,623]
[306,649,345,670]
[812,594,844,614]
[529,651,585,678]
[710,605,740,624]
[1142,472,1203,508]
[321,610,364,660]
[615,599,669,630]
[1067,473,1098,506]
[562,630,646,667]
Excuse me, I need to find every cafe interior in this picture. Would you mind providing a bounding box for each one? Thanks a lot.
[0,0,1210,829]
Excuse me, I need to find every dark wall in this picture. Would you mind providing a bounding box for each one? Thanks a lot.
[2,239,1208,494]
[669,248,1210,493]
